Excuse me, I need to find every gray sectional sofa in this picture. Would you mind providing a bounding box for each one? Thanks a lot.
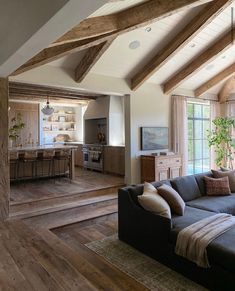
[118,171,235,291]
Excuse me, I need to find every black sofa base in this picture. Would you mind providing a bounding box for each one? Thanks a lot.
[118,177,235,291]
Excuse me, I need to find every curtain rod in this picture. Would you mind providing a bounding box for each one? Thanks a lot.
[172,94,219,102]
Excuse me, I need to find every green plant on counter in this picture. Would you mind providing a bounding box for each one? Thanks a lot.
[207,117,235,169]
[9,113,25,141]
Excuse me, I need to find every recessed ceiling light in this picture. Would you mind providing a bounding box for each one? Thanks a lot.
[206,64,215,71]
[190,43,196,48]
[129,40,141,50]
[145,27,152,32]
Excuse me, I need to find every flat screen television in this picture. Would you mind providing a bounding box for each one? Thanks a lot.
[140,127,169,150]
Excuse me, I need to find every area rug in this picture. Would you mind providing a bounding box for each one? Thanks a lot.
[86,235,207,291]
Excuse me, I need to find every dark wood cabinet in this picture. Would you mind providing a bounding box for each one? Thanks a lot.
[141,154,182,183]
[104,146,125,176]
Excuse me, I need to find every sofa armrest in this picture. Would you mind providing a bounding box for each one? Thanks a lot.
[118,188,172,254]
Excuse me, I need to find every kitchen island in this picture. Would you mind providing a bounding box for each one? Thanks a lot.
[9,145,76,181]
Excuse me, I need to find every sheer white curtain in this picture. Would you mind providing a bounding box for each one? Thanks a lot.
[210,101,221,170]
[223,101,235,117]
[171,95,188,176]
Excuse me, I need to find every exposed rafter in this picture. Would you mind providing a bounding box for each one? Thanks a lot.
[9,82,105,101]
[195,62,235,97]
[12,0,213,77]
[11,34,113,76]
[52,0,213,46]
[163,29,235,94]
[131,0,232,91]
[75,38,115,83]
[219,76,235,103]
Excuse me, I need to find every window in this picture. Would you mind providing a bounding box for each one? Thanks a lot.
[187,102,210,175]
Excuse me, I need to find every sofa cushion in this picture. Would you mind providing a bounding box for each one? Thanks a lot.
[186,194,235,215]
[194,171,213,195]
[170,175,201,202]
[212,169,235,192]
[128,180,172,206]
[138,182,171,218]
[170,206,235,273]
[170,206,214,243]
[157,184,185,215]
[204,176,231,196]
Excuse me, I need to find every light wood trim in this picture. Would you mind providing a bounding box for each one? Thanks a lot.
[0,78,9,219]
[195,62,235,97]
[163,29,235,94]
[75,38,115,83]
[131,0,232,91]
[53,0,213,46]
[219,76,235,103]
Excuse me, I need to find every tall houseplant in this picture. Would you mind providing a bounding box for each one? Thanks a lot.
[9,113,25,147]
[207,117,235,169]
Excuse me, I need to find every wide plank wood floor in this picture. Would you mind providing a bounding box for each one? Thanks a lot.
[0,214,147,290]
[10,167,124,204]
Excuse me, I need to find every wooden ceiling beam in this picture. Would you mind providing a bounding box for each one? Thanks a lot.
[131,0,232,91]
[75,38,115,83]
[163,29,235,94]
[11,34,113,76]
[12,0,213,76]
[195,62,235,97]
[53,0,213,46]
[219,76,235,103]
[9,82,105,100]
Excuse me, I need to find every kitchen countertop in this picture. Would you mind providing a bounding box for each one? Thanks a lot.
[9,145,77,152]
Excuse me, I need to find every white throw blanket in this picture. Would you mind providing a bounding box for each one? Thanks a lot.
[175,213,235,268]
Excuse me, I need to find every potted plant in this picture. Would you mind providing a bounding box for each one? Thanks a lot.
[9,113,25,147]
[207,117,235,169]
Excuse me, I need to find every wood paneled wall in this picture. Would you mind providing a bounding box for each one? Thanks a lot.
[9,102,39,145]
[0,78,9,219]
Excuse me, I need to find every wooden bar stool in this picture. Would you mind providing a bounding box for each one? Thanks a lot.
[53,149,71,179]
[18,151,38,179]
[37,150,55,178]
[9,151,18,181]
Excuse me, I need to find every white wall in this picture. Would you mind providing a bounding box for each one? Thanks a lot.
[109,96,125,146]
[130,84,171,183]
[11,65,173,184]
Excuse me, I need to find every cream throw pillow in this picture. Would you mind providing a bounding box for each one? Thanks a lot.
[138,182,171,219]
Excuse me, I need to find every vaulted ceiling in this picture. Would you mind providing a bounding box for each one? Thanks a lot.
[11,0,235,100]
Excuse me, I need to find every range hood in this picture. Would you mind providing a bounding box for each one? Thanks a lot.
[84,96,125,146]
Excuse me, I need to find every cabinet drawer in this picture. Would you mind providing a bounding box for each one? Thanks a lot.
[155,159,169,167]
[169,157,181,166]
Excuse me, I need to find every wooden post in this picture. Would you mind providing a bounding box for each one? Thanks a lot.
[0,78,9,219]
[70,149,75,180]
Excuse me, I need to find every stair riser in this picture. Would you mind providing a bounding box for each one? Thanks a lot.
[10,185,123,219]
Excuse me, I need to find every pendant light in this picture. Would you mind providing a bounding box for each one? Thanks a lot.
[41,96,54,115]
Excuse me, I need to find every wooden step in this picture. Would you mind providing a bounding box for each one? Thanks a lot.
[23,199,118,229]
[9,185,122,219]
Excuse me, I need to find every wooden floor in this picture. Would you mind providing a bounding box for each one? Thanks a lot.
[10,167,124,204]
[2,168,148,290]
[0,214,147,291]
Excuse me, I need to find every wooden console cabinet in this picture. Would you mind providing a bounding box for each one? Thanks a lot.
[104,146,125,176]
[141,154,182,183]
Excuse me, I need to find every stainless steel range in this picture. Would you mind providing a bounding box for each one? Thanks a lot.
[82,144,103,171]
